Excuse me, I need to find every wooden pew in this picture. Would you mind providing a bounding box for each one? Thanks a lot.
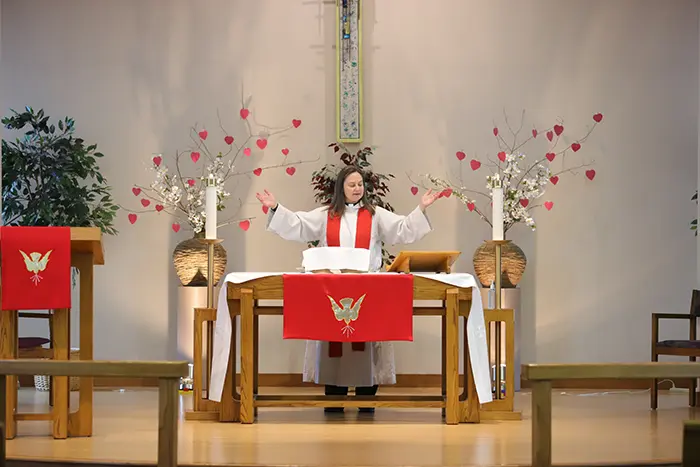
[0,360,187,467]
[522,362,700,467]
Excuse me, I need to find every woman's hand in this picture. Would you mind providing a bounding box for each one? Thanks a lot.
[419,189,441,211]
[255,189,278,209]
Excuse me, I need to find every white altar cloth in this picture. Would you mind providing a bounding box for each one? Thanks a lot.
[209,271,493,405]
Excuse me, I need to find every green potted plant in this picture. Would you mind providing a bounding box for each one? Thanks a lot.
[2,106,119,235]
[309,142,396,266]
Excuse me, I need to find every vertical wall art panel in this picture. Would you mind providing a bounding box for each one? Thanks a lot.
[336,0,362,143]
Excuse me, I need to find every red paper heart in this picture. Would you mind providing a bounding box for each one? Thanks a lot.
[286,167,296,176]
[470,159,481,171]
[187,179,196,187]
[153,156,162,166]
[456,151,466,161]
[190,151,200,163]
[155,204,164,212]
[281,148,289,156]
[493,127,498,136]
[586,169,596,180]
[519,199,529,208]
[550,176,559,185]
[172,223,180,233]
[262,205,269,214]
[132,187,141,196]
[497,151,506,162]
[410,186,418,195]
[198,130,208,140]
[256,139,268,150]
[224,136,234,145]
[593,113,603,123]
[441,188,453,198]
[240,108,250,119]
[532,129,538,138]
[467,202,475,211]
[253,168,262,176]
[141,199,150,207]
[292,119,302,128]
[243,148,251,157]
[571,142,581,152]
[544,201,554,211]
[553,124,564,136]
[128,213,137,224]
[546,131,553,141]
[545,152,556,162]
[239,220,251,231]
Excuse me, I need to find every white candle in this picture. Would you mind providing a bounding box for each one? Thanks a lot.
[492,175,504,241]
[205,174,217,240]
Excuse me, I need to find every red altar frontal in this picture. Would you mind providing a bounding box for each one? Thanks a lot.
[282,273,414,343]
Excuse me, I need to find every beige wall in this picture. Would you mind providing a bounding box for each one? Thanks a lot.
[2,0,698,374]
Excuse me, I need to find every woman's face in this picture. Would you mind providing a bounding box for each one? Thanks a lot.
[343,171,364,204]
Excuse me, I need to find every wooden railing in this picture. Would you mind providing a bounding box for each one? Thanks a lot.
[522,362,700,467]
[0,359,188,467]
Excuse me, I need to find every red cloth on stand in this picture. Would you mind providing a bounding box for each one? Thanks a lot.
[1,226,71,310]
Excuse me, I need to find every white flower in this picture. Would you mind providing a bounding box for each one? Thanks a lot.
[425,150,553,232]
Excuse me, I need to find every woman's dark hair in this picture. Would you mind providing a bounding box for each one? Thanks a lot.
[328,165,376,218]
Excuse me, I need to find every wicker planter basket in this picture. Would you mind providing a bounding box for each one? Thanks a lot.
[34,348,80,392]
[472,241,527,288]
[172,236,227,286]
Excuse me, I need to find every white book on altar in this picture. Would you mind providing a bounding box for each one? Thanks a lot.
[301,246,370,273]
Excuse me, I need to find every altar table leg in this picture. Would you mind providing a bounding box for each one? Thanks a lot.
[253,311,259,418]
[68,254,94,437]
[445,289,460,424]
[219,302,240,422]
[240,289,255,424]
[0,374,6,455]
[52,308,69,439]
[0,311,17,439]
[462,317,481,423]
[441,309,446,419]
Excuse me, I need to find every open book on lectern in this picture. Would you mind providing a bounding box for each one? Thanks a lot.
[301,246,370,273]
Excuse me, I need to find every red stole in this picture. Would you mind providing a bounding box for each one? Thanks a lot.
[326,206,372,358]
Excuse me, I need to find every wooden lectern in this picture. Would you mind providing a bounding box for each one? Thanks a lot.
[386,250,461,273]
[0,227,103,439]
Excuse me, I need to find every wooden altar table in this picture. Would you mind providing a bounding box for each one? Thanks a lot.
[210,273,505,425]
[0,227,103,439]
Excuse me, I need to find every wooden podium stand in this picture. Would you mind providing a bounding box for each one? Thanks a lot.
[0,227,103,439]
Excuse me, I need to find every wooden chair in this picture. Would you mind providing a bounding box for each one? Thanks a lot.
[651,289,700,409]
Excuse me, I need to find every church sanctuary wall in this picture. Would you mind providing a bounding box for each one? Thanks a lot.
[1,0,698,384]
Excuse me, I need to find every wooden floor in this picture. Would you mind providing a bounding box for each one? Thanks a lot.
[5,386,699,466]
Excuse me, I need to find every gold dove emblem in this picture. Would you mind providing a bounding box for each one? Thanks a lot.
[327,294,366,337]
[20,250,52,285]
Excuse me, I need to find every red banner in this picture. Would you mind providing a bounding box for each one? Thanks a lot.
[282,273,414,342]
[1,226,72,310]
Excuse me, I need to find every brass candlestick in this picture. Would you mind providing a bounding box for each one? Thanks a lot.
[198,237,223,394]
[489,239,510,400]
